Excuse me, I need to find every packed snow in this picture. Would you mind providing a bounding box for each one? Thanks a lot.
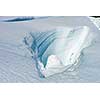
[0,16,100,82]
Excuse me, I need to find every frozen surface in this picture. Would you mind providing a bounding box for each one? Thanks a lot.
[0,16,100,82]
[24,26,93,77]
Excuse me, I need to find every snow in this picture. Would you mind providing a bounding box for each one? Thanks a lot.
[25,26,93,77]
[0,16,100,82]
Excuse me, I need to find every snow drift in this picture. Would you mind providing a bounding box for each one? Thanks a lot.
[0,16,99,82]
[24,26,93,77]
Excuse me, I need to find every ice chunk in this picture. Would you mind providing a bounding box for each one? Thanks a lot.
[24,26,93,77]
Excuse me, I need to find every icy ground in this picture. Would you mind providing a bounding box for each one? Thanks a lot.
[0,16,100,82]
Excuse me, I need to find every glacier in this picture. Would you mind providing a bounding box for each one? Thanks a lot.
[0,16,100,82]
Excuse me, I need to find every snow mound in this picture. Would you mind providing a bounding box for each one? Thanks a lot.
[24,26,93,77]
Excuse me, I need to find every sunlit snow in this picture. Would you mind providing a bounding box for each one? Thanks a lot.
[0,16,99,82]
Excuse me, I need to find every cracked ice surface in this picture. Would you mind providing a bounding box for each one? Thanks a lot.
[0,16,100,82]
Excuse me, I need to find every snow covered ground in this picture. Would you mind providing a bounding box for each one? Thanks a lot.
[0,16,100,82]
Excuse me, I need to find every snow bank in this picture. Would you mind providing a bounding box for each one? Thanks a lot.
[24,26,93,77]
[0,16,99,82]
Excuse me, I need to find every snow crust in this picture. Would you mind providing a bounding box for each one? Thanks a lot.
[0,16,100,82]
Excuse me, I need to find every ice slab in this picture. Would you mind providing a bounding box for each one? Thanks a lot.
[24,26,93,77]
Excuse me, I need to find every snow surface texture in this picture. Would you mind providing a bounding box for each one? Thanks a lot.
[24,26,93,78]
[0,16,100,82]
[90,17,100,29]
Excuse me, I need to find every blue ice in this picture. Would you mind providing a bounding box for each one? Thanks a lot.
[24,26,93,77]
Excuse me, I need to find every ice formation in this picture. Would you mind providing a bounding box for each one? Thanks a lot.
[24,26,93,77]
[0,16,100,82]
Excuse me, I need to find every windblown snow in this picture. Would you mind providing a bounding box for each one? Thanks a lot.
[0,16,100,82]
